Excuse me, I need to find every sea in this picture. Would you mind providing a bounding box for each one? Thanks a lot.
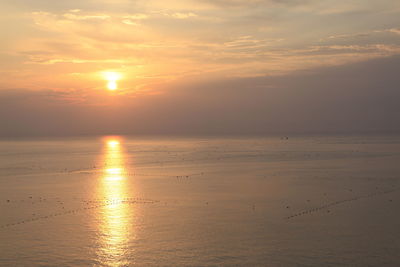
[1,135,400,266]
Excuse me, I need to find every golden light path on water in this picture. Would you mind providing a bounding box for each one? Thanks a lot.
[97,137,133,266]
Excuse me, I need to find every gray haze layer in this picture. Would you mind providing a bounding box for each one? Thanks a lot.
[0,55,399,137]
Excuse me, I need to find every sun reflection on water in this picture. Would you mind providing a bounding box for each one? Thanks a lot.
[97,137,132,266]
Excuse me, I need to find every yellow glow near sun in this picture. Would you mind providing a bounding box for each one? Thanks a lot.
[103,71,122,91]
[106,168,123,175]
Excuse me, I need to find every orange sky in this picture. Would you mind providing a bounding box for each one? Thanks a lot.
[0,0,400,136]
[1,0,400,96]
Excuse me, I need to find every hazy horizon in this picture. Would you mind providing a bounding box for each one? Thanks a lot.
[1,55,400,137]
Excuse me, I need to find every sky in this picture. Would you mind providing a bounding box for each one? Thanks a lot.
[0,0,399,136]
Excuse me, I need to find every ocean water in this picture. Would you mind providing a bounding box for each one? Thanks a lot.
[1,135,400,266]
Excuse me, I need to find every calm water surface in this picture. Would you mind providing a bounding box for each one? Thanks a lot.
[1,135,400,266]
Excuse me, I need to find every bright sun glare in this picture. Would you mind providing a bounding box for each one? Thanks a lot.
[103,71,122,91]
[107,140,120,147]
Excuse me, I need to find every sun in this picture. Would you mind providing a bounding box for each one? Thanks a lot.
[102,71,122,91]
[107,80,117,90]
[107,140,120,147]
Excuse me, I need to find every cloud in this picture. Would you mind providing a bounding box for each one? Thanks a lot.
[63,13,110,21]
[169,12,198,19]
[326,33,371,40]
[197,0,311,8]
[121,19,139,25]
[324,27,400,42]
[383,28,400,35]
[123,14,148,20]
